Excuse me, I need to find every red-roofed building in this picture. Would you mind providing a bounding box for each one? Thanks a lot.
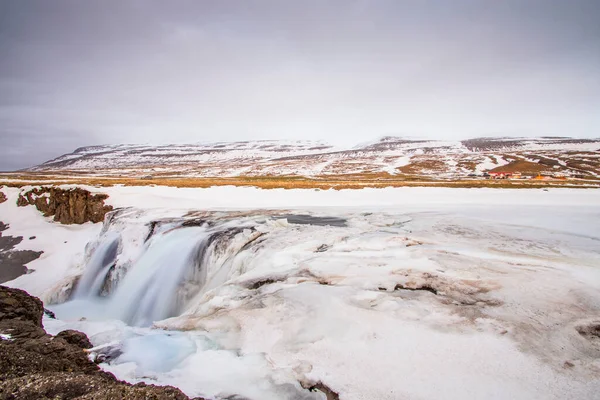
[488,172,519,179]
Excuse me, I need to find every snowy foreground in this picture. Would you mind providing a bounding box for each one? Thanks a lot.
[1,186,600,399]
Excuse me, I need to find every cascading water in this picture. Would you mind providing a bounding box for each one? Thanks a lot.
[74,232,120,298]
[107,226,209,326]
[57,215,267,327]
[59,225,215,326]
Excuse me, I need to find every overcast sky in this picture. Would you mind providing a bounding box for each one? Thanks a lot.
[1,0,599,170]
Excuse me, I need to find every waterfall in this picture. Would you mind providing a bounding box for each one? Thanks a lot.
[62,218,264,327]
[106,226,209,326]
[74,232,120,298]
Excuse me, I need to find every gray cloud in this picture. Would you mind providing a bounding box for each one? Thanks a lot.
[1,0,599,170]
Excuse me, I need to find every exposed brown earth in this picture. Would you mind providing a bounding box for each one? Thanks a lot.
[397,159,447,174]
[488,160,557,175]
[16,187,113,225]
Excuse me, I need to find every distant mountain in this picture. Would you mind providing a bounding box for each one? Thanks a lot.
[29,137,600,179]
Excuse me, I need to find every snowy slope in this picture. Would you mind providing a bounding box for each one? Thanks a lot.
[28,137,600,179]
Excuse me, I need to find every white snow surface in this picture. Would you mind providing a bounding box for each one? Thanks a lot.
[2,185,600,399]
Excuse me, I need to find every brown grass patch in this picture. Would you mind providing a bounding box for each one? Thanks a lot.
[397,159,447,174]
[455,160,477,172]
[1,172,598,190]
[488,160,557,174]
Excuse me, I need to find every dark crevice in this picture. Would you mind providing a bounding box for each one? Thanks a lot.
[383,284,439,295]
[247,277,285,290]
[99,264,117,296]
[576,323,600,340]
[280,214,347,227]
[144,221,159,243]
[239,231,266,252]
[181,219,210,228]
[315,244,330,253]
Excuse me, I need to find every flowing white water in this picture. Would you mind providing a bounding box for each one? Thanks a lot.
[60,220,248,326]
[106,226,209,326]
[74,232,120,298]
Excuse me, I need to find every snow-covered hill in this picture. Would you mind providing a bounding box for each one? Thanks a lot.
[30,137,600,179]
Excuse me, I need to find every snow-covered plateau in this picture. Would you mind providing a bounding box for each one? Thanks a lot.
[25,136,600,179]
[1,185,600,399]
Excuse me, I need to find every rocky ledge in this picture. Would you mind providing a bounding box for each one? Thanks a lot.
[0,285,202,399]
[17,187,113,225]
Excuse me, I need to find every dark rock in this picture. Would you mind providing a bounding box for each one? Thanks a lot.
[0,320,99,379]
[0,372,196,400]
[181,219,208,228]
[55,329,93,349]
[281,214,347,227]
[315,244,330,253]
[16,193,29,207]
[0,191,6,204]
[1,217,43,285]
[0,235,22,252]
[576,321,600,341]
[248,278,281,290]
[29,236,36,240]
[305,382,340,400]
[0,249,44,284]
[16,187,113,225]
[43,308,56,319]
[89,343,123,364]
[0,286,44,327]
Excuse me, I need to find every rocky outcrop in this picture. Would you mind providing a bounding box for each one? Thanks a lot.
[17,187,113,224]
[55,330,93,350]
[0,191,6,204]
[0,285,44,325]
[0,286,202,399]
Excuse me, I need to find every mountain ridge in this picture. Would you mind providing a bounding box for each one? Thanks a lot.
[29,136,600,180]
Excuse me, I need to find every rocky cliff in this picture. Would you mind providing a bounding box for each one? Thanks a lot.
[17,187,113,224]
[0,285,204,399]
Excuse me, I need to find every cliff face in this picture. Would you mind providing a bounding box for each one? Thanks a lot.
[0,285,200,399]
[17,187,113,224]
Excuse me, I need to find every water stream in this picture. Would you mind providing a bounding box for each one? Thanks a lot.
[65,224,217,326]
